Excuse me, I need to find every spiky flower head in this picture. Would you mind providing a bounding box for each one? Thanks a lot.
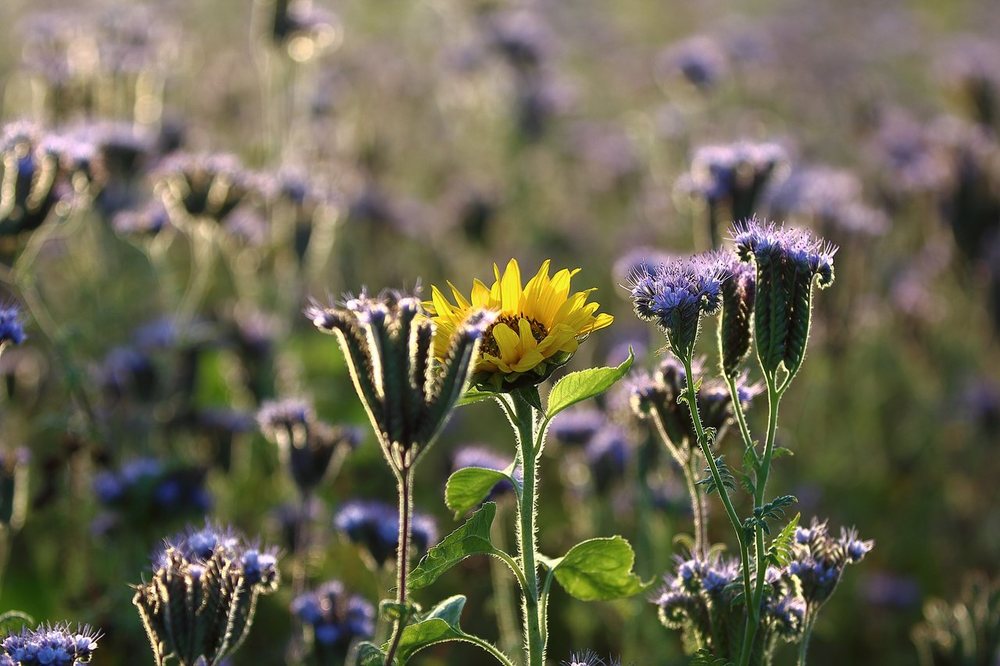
[1,623,101,665]
[290,580,375,658]
[308,289,492,473]
[427,259,613,391]
[132,523,280,666]
[333,499,437,568]
[562,651,623,666]
[731,218,837,379]
[629,253,727,360]
[257,398,361,493]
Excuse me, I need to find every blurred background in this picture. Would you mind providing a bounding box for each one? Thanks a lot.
[0,0,997,663]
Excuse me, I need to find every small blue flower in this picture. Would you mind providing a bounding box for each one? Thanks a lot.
[334,500,437,567]
[290,580,375,652]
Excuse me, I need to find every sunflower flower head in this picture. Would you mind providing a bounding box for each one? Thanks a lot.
[428,259,614,391]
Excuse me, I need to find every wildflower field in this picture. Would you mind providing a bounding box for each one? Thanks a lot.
[0,0,998,664]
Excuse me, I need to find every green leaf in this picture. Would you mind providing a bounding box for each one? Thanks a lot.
[456,389,497,407]
[445,467,518,518]
[545,350,634,419]
[408,503,503,590]
[767,513,800,567]
[696,455,735,495]
[771,446,795,459]
[355,641,387,666]
[516,386,543,411]
[549,536,649,601]
[390,595,467,662]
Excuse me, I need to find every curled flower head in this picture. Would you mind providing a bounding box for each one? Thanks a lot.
[629,252,726,359]
[133,523,279,666]
[788,518,872,607]
[1,623,101,665]
[427,259,613,391]
[562,651,622,666]
[731,218,837,289]
[334,499,437,568]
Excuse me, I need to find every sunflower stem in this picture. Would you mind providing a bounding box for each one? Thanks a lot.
[509,392,545,666]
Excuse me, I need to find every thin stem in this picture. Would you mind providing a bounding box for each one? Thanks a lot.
[510,392,545,666]
[797,612,817,666]
[737,375,783,666]
[680,356,754,650]
[384,467,413,666]
[724,374,759,463]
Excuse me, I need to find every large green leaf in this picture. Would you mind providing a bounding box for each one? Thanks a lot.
[445,466,518,518]
[391,596,467,662]
[545,351,633,419]
[408,503,502,590]
[549,535,649,601]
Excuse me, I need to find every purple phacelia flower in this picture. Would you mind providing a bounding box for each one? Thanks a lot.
[629,252,727,359]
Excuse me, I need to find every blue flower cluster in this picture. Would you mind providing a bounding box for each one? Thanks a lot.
[290,580,375,653]
[334,499,437,567]
[629,253,727,357]
[1,624,100,666]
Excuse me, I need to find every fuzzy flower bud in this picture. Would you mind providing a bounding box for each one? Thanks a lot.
[731,218,837,378]
[132,523,280,666]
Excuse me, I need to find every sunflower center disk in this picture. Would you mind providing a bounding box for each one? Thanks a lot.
[480,314,548,359]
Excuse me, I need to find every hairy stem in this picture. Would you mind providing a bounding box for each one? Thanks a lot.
[737,375,783,666]
[510,393,545,666]
[680,356,754,651]
[384,466,413,666]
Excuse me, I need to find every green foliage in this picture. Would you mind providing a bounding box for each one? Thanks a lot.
[548,536,649,601]
[445,466,519,517]
[696,456,736,495]
[545,351,633,419]
[408,503,506,590]
[388,595,469,663]
[766,513,800,568]
[751,495,798,535]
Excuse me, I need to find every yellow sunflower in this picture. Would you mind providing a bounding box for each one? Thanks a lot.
[427,259,614,390]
